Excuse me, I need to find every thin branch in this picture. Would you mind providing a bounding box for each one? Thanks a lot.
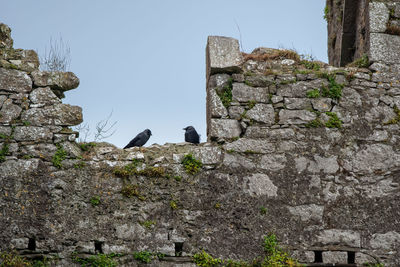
[234,19,244,52]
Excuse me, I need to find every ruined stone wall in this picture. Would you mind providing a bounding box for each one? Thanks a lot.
[327,0,400,68]
[1,20,400,267]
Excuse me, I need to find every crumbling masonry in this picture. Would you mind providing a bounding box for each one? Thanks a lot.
[1,0,400,266]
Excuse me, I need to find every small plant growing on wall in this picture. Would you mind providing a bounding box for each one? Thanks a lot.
[181,154,202,175]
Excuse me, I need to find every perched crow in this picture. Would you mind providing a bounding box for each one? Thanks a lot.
[124,129,152,149]
[183,126,200,144]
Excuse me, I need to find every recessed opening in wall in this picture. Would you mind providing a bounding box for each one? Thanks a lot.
[314,250,323,263]
[28,238,36,251]
[94,241,103,253]
[347,251,355,264]
[174,242,183,256]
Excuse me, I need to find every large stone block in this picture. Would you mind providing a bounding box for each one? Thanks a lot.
[206,36,243,76]
[232,83,268,103]
[246,104,275,125]
[322,251,348,264]
[287,204,324,223]
[29,87,61,106]
[21,104,83,126]
[370,33,400,64]
[13,126,53,141]
[315,229,361,248]
[370,231,400,250]
[242,173,277,197]
[208,119,241,140]
[0,68,32,93]
[278,109,316,124]
[224,138,274,153]
[370,2,389,33]
[0,98,22,124]
[208,88,228,118]
[31,70,80,98]
[342,144,400,175]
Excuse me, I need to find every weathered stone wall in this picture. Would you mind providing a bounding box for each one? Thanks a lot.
[1,14,400,267]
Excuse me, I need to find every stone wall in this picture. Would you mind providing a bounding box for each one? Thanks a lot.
[327,0,400,68]
[1,13,400,267]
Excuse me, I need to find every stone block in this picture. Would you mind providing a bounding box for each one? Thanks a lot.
[13,126,53,141]
[246,104,275,124]
[208,119,241,140]
[370,33,400,64]
[242,173,277,197]
[20,143,57,161]
[224,138,274,153]
[206,36,243,76]
[232,83,269,103]
[222,153,257,170]
[244,75,274,87]
[228,105,245,120]
[258,154,287,171]
[29,87,61,106]
[244,127,295,139]
[308,155,339,174]
[11,238,29,249]
[370,231,400,250]
[31,70,80,97]
[342,144,400,175]
[192,146,223,165]
[208,88,228,118]
[0,95,6,108]
[0,68,32,93]
[315,229,361,248]
[287,204,324,222]
[322,251,348,264]
[311,98,332,112]
[208,74,231,91]
[0,159,40,178]
[0,98,22,124]
[21,104,83,126]
[370,2,389,33]
[284,98,312,110]
[278,109,316,124]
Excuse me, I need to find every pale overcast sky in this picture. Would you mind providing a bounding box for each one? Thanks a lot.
[1,0,327,147]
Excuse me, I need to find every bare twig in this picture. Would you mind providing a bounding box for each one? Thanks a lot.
[94,111,117,141]
[234,19,244,52]
[40,35,71,72]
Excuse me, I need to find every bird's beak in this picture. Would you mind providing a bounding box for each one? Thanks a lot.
[183,128,186,130]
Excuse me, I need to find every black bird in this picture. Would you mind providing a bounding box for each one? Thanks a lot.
[183,126,200,144]
[124,129,152,149]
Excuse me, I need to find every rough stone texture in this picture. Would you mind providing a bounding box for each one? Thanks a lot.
[232,83,268,103]
[370,33,400,64]
[322,251,348,264]
[370,231,400,250]
[29,87,61,106]
[13,126,53,142]
[370,2,389,33]
[278,110,316,124]
[246,104,274,124]
[242,173,277,197]
[21,104,83,126]
[287,204,324,223]
[0,68,32,93]
[224,138,274,153]
[31,70,80,97]
[284,98,311,110]
[315,230,361,248]
[311,98,332,112]
[206,36,243,75]
[208,119,241,140]
[0,98,22,123]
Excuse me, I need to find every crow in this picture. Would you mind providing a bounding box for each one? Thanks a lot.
[124,129,152,149]
[183,126,200,144]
